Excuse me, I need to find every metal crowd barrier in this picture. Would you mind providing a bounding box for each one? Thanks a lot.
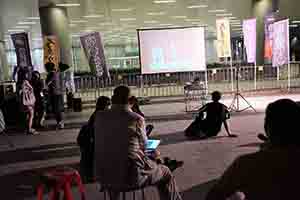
[73,63,300,103]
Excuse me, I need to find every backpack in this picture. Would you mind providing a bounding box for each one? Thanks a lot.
[77,123,94,148]
[0,109,5,133]
[22,80,36,107]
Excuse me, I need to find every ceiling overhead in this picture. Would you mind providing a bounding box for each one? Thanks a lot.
[1,0,299,47]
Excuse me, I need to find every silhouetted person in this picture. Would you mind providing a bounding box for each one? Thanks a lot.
[78,96,111,182]
[206,99,300,200]
[129,96,154,136]
[46,68,64,129]
[185,91,236,139]
[31,71,45,128]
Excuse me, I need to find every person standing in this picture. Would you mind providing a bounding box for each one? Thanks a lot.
[31,71,45,128]
[20,73,38,135]
[46,68,64,130]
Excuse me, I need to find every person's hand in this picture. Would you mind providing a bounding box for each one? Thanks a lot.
[226,192,246,200]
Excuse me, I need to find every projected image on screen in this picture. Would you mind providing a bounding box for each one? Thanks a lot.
[138,27,206,74]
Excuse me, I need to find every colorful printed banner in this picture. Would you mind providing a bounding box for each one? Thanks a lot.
[243,19,257,63]
[272,19,290,67]
[80,32,109,78]
[43,35,60,71]
[11,32,32,68]
[264,14,276,63]
[216,18,232,58]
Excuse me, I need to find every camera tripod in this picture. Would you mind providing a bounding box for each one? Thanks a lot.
[229,66,256,113]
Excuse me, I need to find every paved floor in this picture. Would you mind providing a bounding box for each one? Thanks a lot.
[1,93,300,200]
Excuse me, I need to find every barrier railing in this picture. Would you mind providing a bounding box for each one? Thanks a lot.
[73,63,300,102]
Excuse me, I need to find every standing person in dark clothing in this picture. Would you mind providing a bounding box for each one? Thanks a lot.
[31,71,45,128]
[77,96,111,182]
[46,68,64,129]
[185,91,237,139]
[129,96,154,136]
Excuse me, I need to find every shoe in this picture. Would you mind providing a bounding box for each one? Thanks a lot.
[27,129,39,135]
[258,133,268,141]
[164,157,184,172]
[57,122,64,130]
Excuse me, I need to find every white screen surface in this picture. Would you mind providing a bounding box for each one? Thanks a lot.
[138,27,206,74]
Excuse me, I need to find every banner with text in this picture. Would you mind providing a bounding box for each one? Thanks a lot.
[272,19,290,67]
[43,35,60,71]
[11,32,32,68]
[243,19,257,63]
[80,32,109,78]
[216,18,232,58]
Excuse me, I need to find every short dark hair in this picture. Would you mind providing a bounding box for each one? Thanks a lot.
[96,96,111,111]
[265,99,300,146]
[212,91,222,102]
[112,86,131,105]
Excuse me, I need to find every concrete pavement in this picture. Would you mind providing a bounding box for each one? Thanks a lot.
[1,93,300,200]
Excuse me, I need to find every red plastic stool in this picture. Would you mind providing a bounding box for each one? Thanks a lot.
[36,167,86,200]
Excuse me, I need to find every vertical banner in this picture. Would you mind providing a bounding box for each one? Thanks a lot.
[11,32,32,68]
[216,18,232,58]
[43,35,60,71]
[264,14,276,63]
[272,19,290,67]
[243,19,257,64]
[80,32,109,78]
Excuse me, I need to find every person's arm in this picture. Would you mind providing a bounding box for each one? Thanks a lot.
[223,120,231,136]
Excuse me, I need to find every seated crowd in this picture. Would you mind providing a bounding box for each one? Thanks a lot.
[77,85,299,200]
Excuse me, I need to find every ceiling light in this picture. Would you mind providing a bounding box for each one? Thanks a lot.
[216,13,233,17]
[172,16,187,19]
[18,21,36,25]
[120,18,136,21]
[7,29,25,32]
[70,20,88,23]
[83,14,104,18]
[159,23,173,26]
[187,5,208,9]
[231,24,242,27]
[112,8,133,12]
[147,12,166,16]
[15,26,30,29]
[292,21,300,24]
[153,0,176,4]
[144,20,159,24]
[185,18,201,22]
[290,24,298,27]
[208,9,226,13]
[32,38,42,41]
[227,16,237,20]
[26,17,40,20]
[99,22,114,26]
[56,3,80,7]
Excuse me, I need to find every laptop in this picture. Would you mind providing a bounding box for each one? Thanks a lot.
[146,139,161,152]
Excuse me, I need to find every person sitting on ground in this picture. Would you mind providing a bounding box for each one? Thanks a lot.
[95,86,183,200]
[129,96,154,136]
[206,99,300,200]
[77,96,111,182]
[185,91,236,139]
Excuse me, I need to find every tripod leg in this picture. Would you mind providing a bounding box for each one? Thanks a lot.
[229,94,238,111]
[238,94,257,112]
